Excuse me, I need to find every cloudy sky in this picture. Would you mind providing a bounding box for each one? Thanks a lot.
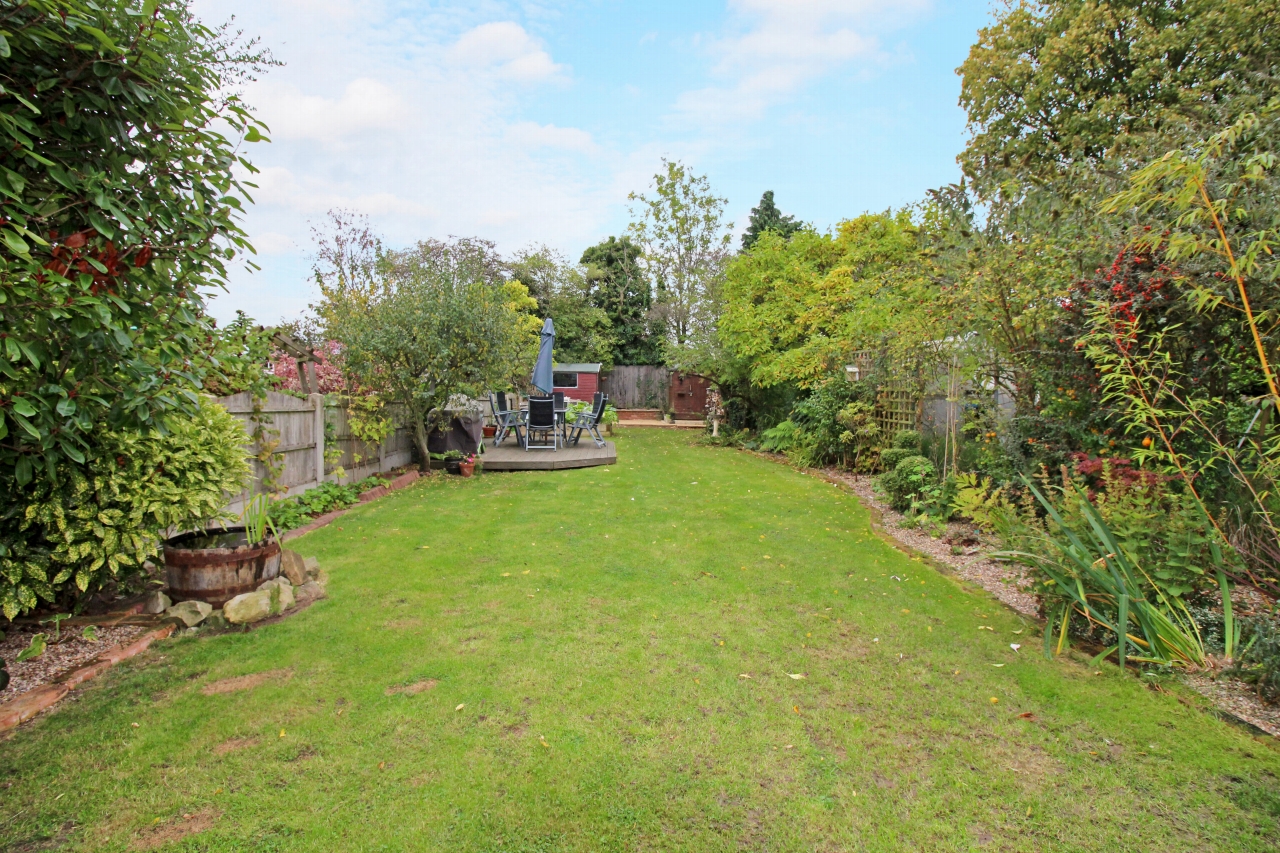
[193,0,994,325]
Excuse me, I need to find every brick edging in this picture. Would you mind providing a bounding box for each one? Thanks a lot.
[0,624,176,733]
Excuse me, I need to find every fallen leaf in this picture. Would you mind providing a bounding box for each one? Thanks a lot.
[793,705,801,714]
[787,673,806,680]
[522,570,530,575]
[989,697,999,704]
[279,729,286,738]
[455,704,465,711]
[1017,712,1036,720]
[540,738,550,748]
[131,722,140,728]
[501,573,511,577]
[738,674,752,679]
[1012,629,1023,634]
[901,609,910,614]
[992,663,1006,668]
[1010,643,1022,653]
[378,761,386,770]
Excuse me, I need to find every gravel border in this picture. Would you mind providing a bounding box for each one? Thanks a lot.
[1,624,148,699]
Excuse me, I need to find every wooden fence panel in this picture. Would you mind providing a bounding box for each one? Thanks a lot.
[602,366,670,409]
[212,392,417,517]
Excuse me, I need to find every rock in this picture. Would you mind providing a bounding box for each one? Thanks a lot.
[295,581,328,607]
[144,590,172,615]
[165,600,212,627]
[303,556,320,580]
[256,577,295,614]
[224,590,272,624]
[203,610,231,631]
[280,550,308,586]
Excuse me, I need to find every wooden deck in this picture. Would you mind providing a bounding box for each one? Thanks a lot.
[481,440,616,471]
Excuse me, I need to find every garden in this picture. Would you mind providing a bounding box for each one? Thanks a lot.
[3,0,1280,849]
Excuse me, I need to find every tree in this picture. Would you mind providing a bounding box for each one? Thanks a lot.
[720,212,925,389]
[958,0,1280,195]
[323,238,537,470]
[580,236,661,365]
[508,246,616,368]
[741,191,802,250]
[628,160,734,368]
[0,0,273,486]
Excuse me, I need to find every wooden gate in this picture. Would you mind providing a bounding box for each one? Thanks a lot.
[669,372,709,418]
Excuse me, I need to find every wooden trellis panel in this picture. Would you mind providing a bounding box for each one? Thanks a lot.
[875,384,920,438]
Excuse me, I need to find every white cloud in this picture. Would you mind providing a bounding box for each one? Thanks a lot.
[506,122,598,154]
[252,231,299,255]
[447,22,566,82]
[254,78,404,145]
[676,0,930,124]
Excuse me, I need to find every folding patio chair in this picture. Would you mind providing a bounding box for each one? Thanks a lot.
[489,392,525,447]
[524,396,560,451]
[567,393,608,448]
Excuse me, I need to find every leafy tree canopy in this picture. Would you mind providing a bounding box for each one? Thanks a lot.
[508,246,616,369]
[720,212,924,389]
[628,159,733,370]
[959,0,1280,194]
[741,191,802,251]
[580,236,661,365]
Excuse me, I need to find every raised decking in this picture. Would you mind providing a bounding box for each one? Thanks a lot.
[481,440,616,471]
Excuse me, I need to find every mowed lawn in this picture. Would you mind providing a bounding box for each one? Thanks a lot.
[2,431,1279,852]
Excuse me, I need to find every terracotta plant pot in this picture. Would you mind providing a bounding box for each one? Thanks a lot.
[163,527,281,608]
[482,425,497,438]
[459,461,476,478]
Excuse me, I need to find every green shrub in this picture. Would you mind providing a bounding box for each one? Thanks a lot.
[1232,614,1280,703]
[879,447,916,472]
[1,399,250,619]
[892,430,922,452]
[266,477,383,532]
[877,455,937,512]
[760,420,803,453]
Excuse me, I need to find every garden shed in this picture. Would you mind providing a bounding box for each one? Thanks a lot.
[552,363,601,401]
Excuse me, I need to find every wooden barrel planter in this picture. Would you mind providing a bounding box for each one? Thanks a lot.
[163,528,282,608]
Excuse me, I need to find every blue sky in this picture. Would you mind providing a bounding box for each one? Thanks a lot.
[193,0,995,325]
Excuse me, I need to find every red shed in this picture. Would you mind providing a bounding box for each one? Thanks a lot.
[552,363,601,401]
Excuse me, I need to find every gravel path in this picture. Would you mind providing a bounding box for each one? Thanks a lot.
[1,624,147,700]
[821,468,1041,618]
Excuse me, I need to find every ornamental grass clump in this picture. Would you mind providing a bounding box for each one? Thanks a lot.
[1000,479,1240,669]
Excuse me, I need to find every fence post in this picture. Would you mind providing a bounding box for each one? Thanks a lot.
[310,393,325,486]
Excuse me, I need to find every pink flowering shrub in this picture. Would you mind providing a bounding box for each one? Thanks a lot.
[271,340,347,393]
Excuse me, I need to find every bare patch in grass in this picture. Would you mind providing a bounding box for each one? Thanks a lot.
[201,669,292,696]
[132,808,219,850]
[386,679,438,696]
[384,617,423,630]
[213,736,259,755]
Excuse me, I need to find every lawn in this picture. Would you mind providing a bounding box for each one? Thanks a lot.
[2,430,1278,852]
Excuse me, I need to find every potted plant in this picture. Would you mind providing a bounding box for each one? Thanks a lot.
[482,423,497,439]
[443,449,465,474]
[601,404,619,437]
[163,494,281,607]
[459,452,478,478]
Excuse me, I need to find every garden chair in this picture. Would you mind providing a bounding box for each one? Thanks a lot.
[524,396,560,451]
[567,393,608,448]
[489,392,524,447]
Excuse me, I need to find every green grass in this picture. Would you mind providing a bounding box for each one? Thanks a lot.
[2,430,1278,851]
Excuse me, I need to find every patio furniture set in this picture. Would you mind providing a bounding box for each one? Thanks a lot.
[488,391,610,451]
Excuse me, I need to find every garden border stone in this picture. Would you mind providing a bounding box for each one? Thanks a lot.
[0,624,175,733]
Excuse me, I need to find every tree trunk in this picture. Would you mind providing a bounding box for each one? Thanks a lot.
[412,417,432,474]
